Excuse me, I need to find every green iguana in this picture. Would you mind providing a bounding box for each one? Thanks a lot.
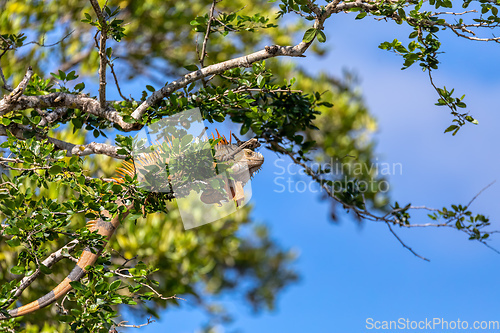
[0,134,264,319]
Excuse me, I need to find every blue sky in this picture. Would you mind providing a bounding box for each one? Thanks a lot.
[117,9,500,333]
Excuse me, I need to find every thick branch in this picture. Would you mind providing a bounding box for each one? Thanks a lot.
[1,41,316,131]
[0,123,125,158]
[49,137,126,159]
[130,43,310,120]
[0,92,139,131]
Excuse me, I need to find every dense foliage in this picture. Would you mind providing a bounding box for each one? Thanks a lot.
[0,0,498,331]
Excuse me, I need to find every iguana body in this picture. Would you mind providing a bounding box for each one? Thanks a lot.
[0,136,264,319]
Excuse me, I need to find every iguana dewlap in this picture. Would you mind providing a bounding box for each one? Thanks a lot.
[0,136,263,319]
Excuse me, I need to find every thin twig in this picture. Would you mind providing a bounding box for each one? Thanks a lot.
[115,316,155,329]
[90,0,108,108]
[467,181,496,208]
[199,0,219,69]
[112,269,186,302]
[386,222,430,261]
[429,10,477,17]
[24,30,75,48]
[0,65,12,91]
[109,60,129,101]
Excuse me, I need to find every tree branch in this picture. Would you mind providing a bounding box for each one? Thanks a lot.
[263,131,498,260]
[199,0,219,69]
[115,316,156,329]
[37,107,68,127]
[48,137,126,159]
[386,222,430,261]
[0,123,126,158]
[109,60,129,101]
[130,42,311,120]
[0,65,12,92]
[0,92,139,131]
[3,239,79,309]
[90,0,108,108]
[1,66,33,105]
[58,48,93,73]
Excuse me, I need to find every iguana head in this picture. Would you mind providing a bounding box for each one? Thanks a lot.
[238,148,264,176]
[214,143,264,180]
[202,142,263,206]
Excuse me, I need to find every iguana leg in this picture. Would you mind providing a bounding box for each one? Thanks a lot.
[232,181,245,207]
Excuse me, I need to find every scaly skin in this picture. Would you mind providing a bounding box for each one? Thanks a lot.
[0,139,264,319]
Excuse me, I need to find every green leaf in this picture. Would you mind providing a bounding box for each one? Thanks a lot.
[6,238,21,247]
[39,264,52,275]
[465,115,478,124]
[240,121,251,135]
[355,12,367,19]
[66,70,77,81]
[10,266,25,275]
[109,279,122,291]
[184,64,199,71]
[58,70,66,81]
[294,135,304,144]
[111,296,123,304]
[70,281,86,291]
[444,125,458,133]
[317,30,326,43]
[146,85,155,92]
[302,28,317,43]
[49,165,62,175]
[50,72,60,80]
[256,74,264,88]
[74,82,85,91]
[122,115,136,124]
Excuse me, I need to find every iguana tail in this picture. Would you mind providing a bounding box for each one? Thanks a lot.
[0,206,132,319]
